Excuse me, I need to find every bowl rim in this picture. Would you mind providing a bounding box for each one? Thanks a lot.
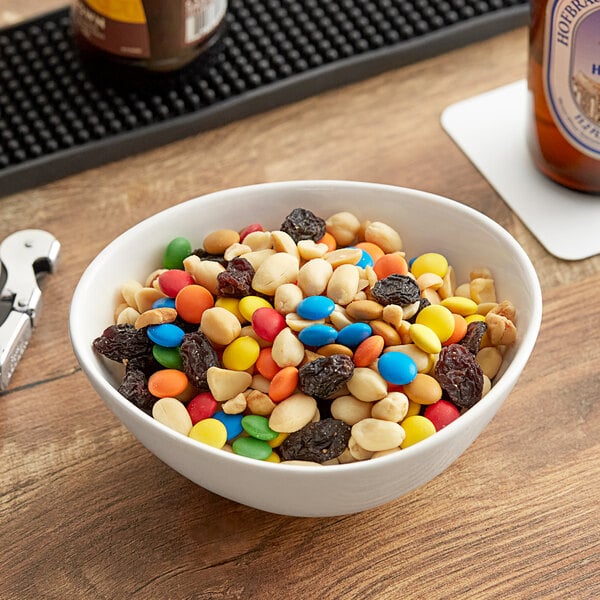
[70,179,543,475]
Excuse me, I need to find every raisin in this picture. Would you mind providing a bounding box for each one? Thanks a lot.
[173,315,201,333]
[192,248,228,267]
[434,344,484,409]
[280,208,326,243]
[93,324,153,362]
[126,354,161,377]
[216,257,255,297]
[460,321,488,354]
[279,418,351,463]
[298,354,354,399]
[118,366,156,415]
[179,331,220,390]
[371,274,421,306]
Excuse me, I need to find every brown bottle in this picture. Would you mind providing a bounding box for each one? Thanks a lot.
[71,0,227,75]
[527,0,600,194]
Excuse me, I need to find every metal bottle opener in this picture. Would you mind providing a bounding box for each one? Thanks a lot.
[0,230,60,391]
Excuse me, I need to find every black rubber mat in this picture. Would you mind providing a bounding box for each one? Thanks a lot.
[0,0,528,197]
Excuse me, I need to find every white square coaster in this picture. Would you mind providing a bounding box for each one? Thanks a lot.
[441,80,600,261]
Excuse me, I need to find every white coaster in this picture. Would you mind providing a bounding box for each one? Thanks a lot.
[441,79,600,261]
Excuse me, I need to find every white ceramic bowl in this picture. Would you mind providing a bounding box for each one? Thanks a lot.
[70,181,542,517]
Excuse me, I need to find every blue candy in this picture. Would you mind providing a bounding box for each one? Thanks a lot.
[146,323,185,348]
[152,297,176,309]
[337,322,372,349]
[298,324,338,347]
[377,352,418,385]
[355,248,375,268]
[296,295,336,320]
[212,411,244,441]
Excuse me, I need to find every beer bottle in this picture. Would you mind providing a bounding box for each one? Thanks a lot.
[71,0,228,75]
[527,0,600,193]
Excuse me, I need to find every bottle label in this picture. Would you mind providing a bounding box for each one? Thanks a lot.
[72,0,227,59]
[184,0,228,45]
[543,1,600,159]
[73,0,151,58]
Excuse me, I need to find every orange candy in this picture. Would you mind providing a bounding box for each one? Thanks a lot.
[442,313,468,346]
[353,335,385,367]
[355,241,385,263]
[148,369,189,398]
[373,253,409,279]
[318,232,337,252]
[255,347,281,380]
[269,366,299,402]
[175,284,214,324]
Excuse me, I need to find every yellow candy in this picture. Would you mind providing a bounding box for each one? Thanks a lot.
[400,415,436,448]
[410,252,448,279]
[415,304,455,342]
[465,313,486,324]
[409,323,442,354]
[215,297,244,323]
[268,432,289,448]
[440,296,478,316]
[238,295,273,321]
[265,452,281,463]
[189,418,227,448]
[222,335,260,370]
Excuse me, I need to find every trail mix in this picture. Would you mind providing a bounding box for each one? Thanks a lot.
[93,208,518,465]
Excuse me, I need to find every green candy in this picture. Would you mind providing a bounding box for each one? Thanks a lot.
[232,437,273,460]
[241,415,278,441]
[163,237,192,270]
[152,344,183,370]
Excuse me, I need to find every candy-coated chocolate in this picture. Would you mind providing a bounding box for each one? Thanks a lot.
[187,392,218,424]
[158,269,195,297]
[400,415,436,448]
[222,335,260,370]
[147,369,188,398]
[147,323,185,347]
[212,411,244,441]
[152,344,183,370]
[336,322,372,349]
[252,307,287,342]
[409,323,442,354]
[354,248,374,268]
[415,304,455,342]
[377,351,418,385]
[163,237,192,270]
[424,400,461,431]
[152,297,176,309]
[441,296,478,316]
[410,252,448,279]
[189,418,227,448]
[296,295,336,320]
[298,324,338,347]
[238,295,273,322]
[232,436,274,460]
[241,415,279,440]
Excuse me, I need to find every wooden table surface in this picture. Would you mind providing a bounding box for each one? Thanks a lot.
[2,2,599,599]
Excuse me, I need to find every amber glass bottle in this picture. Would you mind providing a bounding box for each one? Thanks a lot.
[71,0,227,75]
[527,0,600,193]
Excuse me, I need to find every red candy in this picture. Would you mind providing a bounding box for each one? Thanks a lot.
[239,223,264,242]
[158,269,195,298]
[252,307,287,342]
[423,400,460,431]
[186,392,218,424]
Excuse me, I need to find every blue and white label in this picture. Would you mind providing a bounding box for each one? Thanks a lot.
[543,0,600,158]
